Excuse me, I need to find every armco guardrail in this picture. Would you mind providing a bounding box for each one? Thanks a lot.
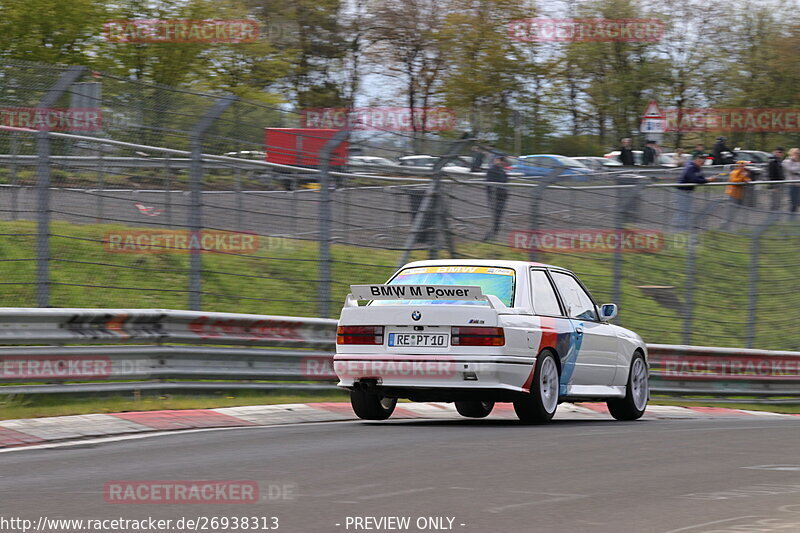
[647,344,800,401]
[0,308,339,394]
[0,309,797,401]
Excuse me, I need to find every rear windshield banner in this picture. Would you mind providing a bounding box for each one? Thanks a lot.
[350,285,484,300]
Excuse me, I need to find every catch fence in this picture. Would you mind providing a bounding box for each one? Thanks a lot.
[1,60,799,351]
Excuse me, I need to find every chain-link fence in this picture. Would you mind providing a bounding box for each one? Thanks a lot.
[1,60,799,351]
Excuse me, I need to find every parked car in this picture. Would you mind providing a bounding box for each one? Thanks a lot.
[572,156,623,171]
[511,154,593,177]
[603,150,678,167]
[731,150,770,164]
[223,150,267,159]
[397,154,522,177]
[335,259,649,423]
[397,155,440,167]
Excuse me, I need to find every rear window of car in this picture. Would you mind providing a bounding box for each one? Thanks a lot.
[371,265,515,307]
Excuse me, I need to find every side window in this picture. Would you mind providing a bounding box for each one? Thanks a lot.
[550,272,598,321]
[530,270,562,316]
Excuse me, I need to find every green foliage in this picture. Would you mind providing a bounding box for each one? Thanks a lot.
[4,0,800,153]
[545,135,607,157]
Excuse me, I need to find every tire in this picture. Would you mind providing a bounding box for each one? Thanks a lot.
[455,401,495,418]
[514,350,560,424]
[607,352,648,421]
[350,389,397,420]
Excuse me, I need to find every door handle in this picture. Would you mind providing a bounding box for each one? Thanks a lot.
[575,327,584,335]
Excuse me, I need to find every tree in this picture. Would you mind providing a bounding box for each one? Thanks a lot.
[248,0,347,109]
[557,0,668,147]
[370,0,451,151]
[0,0,108,65]
[437,0,530,150]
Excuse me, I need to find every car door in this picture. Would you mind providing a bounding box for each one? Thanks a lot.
[549,271,618,386]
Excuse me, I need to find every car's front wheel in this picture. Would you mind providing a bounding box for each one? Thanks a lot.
[607,352,648,421]
[455,401,495,418]
[514,350,559,424]
[350,389,397,420]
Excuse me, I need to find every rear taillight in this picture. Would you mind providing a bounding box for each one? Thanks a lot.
[337,326,384,345]
[451,326,505,346]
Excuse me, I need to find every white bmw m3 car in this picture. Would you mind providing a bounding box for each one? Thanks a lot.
[333,259,649,423]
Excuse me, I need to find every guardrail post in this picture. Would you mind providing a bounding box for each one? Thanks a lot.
[318,129,350,318]
[188,95,237,311]
[746,213,779,348]
[36,65,86,308]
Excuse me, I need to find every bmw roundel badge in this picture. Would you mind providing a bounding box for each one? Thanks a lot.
[411,311,421,321]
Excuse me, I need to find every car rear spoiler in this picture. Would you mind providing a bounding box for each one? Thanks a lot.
[344,284,520,313]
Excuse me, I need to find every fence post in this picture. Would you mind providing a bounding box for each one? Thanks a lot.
[398,139,470,268]
[612,177,647,323]
[35,65,86,308]
[318,129,350,319]
[527,169,563,262]
[681,197,721,344]
[9,132,19,221]
[188,95,237,311]
[746,213,779,348]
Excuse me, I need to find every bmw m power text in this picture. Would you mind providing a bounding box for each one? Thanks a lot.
[334,260,649,423]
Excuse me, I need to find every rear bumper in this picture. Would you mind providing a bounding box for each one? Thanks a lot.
[333,353,535,395]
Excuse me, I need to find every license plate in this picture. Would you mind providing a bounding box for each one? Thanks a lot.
[388,333,449,347]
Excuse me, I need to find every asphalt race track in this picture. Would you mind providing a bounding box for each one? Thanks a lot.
[1,414,799,533]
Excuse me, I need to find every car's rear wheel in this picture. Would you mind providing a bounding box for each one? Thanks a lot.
[607,352,648,421]
[350,389,397,420]
[514,350,559,424]
[455,401,495,418]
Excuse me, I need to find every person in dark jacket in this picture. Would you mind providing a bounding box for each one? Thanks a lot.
[485,156,509,238]
[711,136,733,165]
[642,140,657,166]
[767,147,785,210]
[618,138,635,166]
[469,145,486,172]
[673,154,716,230]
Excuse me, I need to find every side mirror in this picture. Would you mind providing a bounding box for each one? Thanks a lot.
[600,303,618,321]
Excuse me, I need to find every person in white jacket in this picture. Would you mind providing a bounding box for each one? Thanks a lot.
[781,148,800,214]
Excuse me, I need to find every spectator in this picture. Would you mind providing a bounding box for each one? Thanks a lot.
[642,140,657,166]
[690,144,706,158]
[726,161,751,205]
[711,136,733,165]
[618,138,635,165]
[469,145,485,172]
[767,147,785,210]
[782,148,800,214]
[673,154,716,230]
[485,156,509,238]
